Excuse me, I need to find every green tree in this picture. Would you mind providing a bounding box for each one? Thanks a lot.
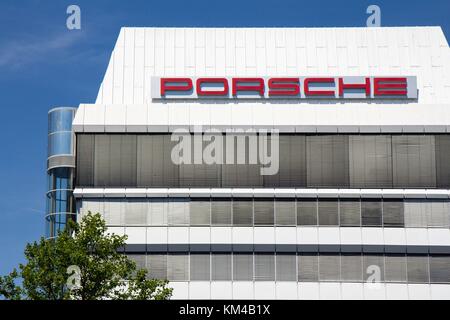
[0,212,172,300]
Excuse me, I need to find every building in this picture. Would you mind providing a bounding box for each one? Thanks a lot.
[47,27,450,299]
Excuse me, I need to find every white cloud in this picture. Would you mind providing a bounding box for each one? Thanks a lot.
[0,31,85,68]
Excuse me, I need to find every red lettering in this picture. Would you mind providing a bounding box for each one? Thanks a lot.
[373,78,407,96]
[339,77,371,97]
[268,78,300,96]
[304,78,335,96]
[232,78,265,96]
[196,78,229,96]
[160,78,193,96]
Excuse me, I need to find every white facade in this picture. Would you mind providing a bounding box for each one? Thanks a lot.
[73,27,450,299]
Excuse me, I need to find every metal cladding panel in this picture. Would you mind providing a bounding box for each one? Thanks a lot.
[74,27,450,133]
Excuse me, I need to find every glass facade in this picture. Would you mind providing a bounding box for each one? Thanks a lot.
[126,252,450,284]
[46,108,76,238]
[78,198,450,228]
[76,133,450,189]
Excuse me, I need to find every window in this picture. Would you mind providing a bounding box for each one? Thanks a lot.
[383,200,404,227]
[319,254,340,281]
[307,135,349,187]
[104,200,125,225]
[429,201,449,228]
[404,201,428,227]
[436,135,450,187]
[212,254,232,281]
[127,254,146,270]
[339,199,360,227]
[275,199,296,226]
[168,199,189,226]
[298,254,318,282]
[77,134,450,189]
[254,199,274,226]
[254,254,275,281]
[407,255,429,283]
[430,255,450,283]
[340,254,362,282]
[318,199,339,226]
[297,199,317,226]
[190,199,210,226]
[349,135,392,188]
[276,254,297,281]
[392,135,436,188]
[232,199,253,226]
[147,254,167,279]
[211,199,232,226]
[385,255,407,283]
[361,200,382,227]
[190,254,210,281]
[233,254,253,281]
[148,199,168,226]
[265,135,307,187]
[125,200,147,225]
[168,254,189,281]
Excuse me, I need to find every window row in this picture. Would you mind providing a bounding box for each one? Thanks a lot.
[78,198,450,228]
[127,253,450,284]
[76,134,450,188]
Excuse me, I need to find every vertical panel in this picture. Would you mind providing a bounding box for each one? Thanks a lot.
[392,135,436,188]
[147,254,167,279]
[255,253,275,281]
[307,135,349,187]
[404,200,428,228]
[190,254,211,281]
[104,199,125,225]
[407,255,430,284]
[349,135,392,188]
[298,254,319,282]
[339,199,361,227]
[276,254,297,281]
[430,201,449,227]
[383,200,404,227]
[436,136,450,187]
[168,199,189,226]
[108,135,121,187]
[94,135,110,187]
[148,199,168,226]
[76,134,94,186]
[297,199,318,226]
[232,199,253,226]
[212,254,232,281]
[318,199,339,226]
[233,253,253,281]
[361,200,382,227]
[120,135,137,187]
[319,254,340,281]
[211,199,232,226]
[168,254,189,281]
[341,254,363,282]
[385,254,407,283]
[125,199,147,225]
[190,198,211,226]
[430,255,450,283]
[254,199,274,226]
[275,199,296,226]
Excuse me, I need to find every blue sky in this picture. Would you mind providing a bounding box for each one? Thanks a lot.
[0,0,449,276]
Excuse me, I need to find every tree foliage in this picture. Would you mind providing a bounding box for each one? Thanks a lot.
[0,212,172,300]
